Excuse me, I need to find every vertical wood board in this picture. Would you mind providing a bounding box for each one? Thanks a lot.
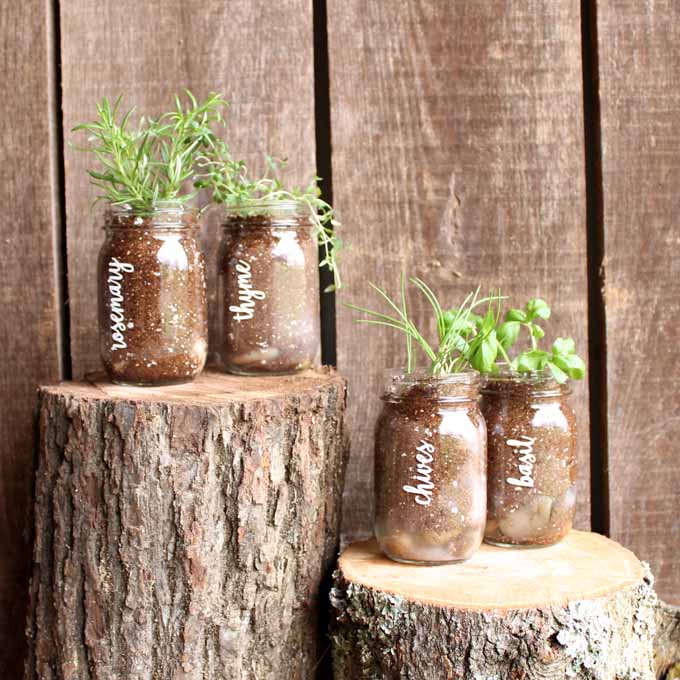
[328,1,590,541]
[60,0,317,376]
[0,0,63,674]
[596,0,680,603]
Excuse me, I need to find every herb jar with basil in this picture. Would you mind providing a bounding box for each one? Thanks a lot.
[482,369,577,547]
[194,149,341,375]
[471,298,586,548]
[73,91,227,385]
[346,278,499,563]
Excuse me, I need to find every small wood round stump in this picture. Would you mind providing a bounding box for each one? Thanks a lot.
[25,369,348,680]
[331,532,657,679]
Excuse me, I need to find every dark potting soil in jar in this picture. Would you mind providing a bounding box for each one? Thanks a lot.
[481,371,577,547]
[98,204,208,386]
[374,371,487,564]
[219,205,320,375]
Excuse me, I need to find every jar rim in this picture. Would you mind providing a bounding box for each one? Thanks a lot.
[481,366,571,396]
[383,367,480,385]
[382,368,480,405]
[104,200,199,229]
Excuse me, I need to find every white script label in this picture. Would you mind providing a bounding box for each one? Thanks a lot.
[108,258,134,351]
[506,435,537,488]
[403,439,435,506]
[229,259,265,321]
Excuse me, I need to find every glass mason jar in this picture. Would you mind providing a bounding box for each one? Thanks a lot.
[218,200,321,375]
[98,202,208,386]
[481,369,577,548]
[374,370,487,564]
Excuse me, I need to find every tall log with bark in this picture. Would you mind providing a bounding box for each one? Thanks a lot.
[25,370,348,680]
[331,532,657,679]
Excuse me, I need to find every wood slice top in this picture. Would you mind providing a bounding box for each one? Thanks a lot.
[41,368,344,405]
[339,531,644,611]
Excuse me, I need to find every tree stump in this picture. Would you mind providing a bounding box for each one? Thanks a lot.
[330,531,657,679]
[25,369,348,680]
[656,601,680,679]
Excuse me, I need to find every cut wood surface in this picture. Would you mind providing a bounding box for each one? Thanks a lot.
[59,0,316,377]
[0,0,64,675]
[25,369,348,679]
[331,531,657,678]
[328,1,591,544]
[596,0,680,603]
[339,531,643,610]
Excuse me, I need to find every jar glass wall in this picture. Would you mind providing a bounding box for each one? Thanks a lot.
[374,370,487,564]
[481,369,577,547]
[218,200,321,375]
[97,202,208,386]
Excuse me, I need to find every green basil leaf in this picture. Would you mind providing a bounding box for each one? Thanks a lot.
[547,360,569,383]
[530,323,545,339]
[553,352,586,380]
[497,321,520,349]
[526,298,551,320]
[516,349,549,372]
[505,309,527,323]
[553,336,576,355]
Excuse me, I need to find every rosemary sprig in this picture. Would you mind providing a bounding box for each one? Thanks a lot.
[194,145,342,291]
[72,91,228,213]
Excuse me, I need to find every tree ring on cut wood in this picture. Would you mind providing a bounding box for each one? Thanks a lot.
[25,369,348,680]
[330,531,657,679]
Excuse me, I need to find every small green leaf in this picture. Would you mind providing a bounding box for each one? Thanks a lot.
[526,298,551,320]
[517,349,549,372]
[553,336,576,355]
[497,321,520,349]
[506,309,527,323]
[552,352,586,380]
[470,332,498,373]
[530,324,545,340]
[546,360,569,383]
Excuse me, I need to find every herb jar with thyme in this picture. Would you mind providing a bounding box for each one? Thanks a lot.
[196,150,340,375]
[73,91,226,385]
[216,200,321,374]
[471,298,585,547]
[346,279,495,564]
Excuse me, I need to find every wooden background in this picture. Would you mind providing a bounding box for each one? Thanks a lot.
[0,0,678,673]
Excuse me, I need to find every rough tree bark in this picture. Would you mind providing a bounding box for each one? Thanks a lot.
[330,532,657,679]
[25,369,348,680]
[656,601,680,679]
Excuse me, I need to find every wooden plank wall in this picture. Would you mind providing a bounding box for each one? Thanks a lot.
[0,1,64,676]
[595,0,680,603]
[0,0,679,672]
[327,1,591,541]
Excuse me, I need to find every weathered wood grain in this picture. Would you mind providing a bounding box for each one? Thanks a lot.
[25,370,348,679]
[331,534,656,678]
[327,1,590,541]
[595,0,680,603]
[0,0,64,675]
[60,0,317,376]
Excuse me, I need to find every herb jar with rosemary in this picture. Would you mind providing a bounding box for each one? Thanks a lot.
[346,279,494,564]
[74,92,226,385]
[196,150,340,375]
[470,298,585,547]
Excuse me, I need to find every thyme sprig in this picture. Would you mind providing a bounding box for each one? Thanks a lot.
[194,144,342,291]
[344,276,503,375]
[72,91,228,213]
